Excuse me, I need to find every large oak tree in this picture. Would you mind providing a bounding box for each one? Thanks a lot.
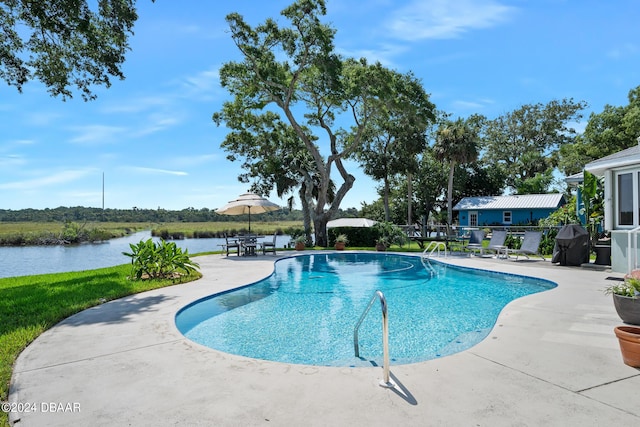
[214,0,428,246]
[1,0,142,100]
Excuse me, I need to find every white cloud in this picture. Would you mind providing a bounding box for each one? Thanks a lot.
[133,113,183,137]
[125,166,188,176]
[0,154,27,169]
[171,153,219,168]
[607,43,639,59]
[386,0,515,41]
[68,125,127,145]
[0,169,93,190]
[24,111,65,127]
[178,67,221,99]
[452,100,487,110]
[101,96,172,114]
[451,98,496,111]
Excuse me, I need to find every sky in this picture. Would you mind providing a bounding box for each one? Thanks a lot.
[1,0,639,212]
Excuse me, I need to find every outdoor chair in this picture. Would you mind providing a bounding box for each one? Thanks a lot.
[481,230,508,257]
[260,232,277,255]
[509,231,545,260]
[463,230,485,256]
[445,225,464,252]
[240,235,258,256]
[223,233,240,257]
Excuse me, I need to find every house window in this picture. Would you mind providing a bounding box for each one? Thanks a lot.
[503,211,512,224]
[614,169,640,228]
[618,172,633,225]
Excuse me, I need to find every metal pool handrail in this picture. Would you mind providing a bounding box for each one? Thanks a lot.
[421,241,446,276]
[354,290,395,388]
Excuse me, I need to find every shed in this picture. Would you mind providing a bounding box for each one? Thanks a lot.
[453,194,566,227]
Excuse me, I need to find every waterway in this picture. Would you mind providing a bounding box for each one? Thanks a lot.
[0,231,290,279]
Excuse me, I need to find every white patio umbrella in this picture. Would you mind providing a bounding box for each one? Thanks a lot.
[216,193,280,232]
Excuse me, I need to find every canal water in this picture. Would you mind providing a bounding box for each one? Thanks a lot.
[0,231,291,279]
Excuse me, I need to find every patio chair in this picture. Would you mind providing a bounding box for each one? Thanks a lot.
[223,233,240,257]
[509,231,545,260]
[444,225,463,252]
[481,230,508,257]
[464,230,485,256]
[260,232,277,255]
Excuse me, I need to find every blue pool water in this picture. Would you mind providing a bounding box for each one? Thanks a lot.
[175,253,556,367]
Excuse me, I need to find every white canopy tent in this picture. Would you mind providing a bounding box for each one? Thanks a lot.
[326,218,377,228]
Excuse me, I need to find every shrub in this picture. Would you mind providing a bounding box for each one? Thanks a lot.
[122,239,200,280]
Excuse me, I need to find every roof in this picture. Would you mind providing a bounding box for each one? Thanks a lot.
[564,172,583,185]
[585,144,640,175]
[453,194,565,211]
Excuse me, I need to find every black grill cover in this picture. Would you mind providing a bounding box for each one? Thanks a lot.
[552,224,589,266]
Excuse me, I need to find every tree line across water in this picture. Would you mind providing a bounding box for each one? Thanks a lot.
[0,206,310,223]
[0,206,358,246]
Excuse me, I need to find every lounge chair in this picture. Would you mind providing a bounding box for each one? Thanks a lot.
[260,232,277,255]
[464,230,485,256]
[509,231,545,260]
[481,230,508,257]
[223,233,240,256]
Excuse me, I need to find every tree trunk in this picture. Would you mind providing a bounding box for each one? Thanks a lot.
[299,186,313,245]
[447,161,456,225]
[314,217,328,247]
[407,172,413,226]
[384,175,390,222]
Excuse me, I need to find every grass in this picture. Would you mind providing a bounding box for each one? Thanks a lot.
[0,264,201,427]
[0,221,152,235]
[0,222,152,245]
[0,221,304,245]
[150,221,303,238]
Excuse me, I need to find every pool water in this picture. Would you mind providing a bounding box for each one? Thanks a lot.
[175,253,556,367]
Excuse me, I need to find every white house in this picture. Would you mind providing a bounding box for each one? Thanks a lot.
[584,141,640,273]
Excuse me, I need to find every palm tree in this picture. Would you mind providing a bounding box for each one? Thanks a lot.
[433,118,480,226]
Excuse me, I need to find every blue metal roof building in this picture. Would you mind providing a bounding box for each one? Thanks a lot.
[453,194,566,227]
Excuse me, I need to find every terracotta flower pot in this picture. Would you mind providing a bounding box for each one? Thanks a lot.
[614,325,640,368]
[335,242,346,250]
[376,243,386,252]
[295,242,305,251]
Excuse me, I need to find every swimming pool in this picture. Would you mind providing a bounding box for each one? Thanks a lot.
[175,253,556,367]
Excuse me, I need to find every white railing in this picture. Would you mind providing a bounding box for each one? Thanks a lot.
[627,226,640,273]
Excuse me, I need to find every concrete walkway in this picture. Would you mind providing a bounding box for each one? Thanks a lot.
[8,252,640,426]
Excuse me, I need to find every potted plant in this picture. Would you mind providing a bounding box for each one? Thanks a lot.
[613,325,640,367]
[294,235,306,251]
[334,234,348,250]
[373,222,405,252]
[605,271,640,325]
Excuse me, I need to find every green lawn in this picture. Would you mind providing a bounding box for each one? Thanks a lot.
[0,264,201,427]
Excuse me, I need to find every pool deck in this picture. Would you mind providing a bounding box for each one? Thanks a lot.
[8,251,640,426]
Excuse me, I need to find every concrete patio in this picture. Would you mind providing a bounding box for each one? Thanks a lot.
[8,252,640,426]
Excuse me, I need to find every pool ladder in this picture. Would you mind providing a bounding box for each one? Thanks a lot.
[354,290,395,388]
[421,241,447,276]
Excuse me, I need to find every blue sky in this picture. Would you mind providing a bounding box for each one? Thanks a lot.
[1,0,639,211]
